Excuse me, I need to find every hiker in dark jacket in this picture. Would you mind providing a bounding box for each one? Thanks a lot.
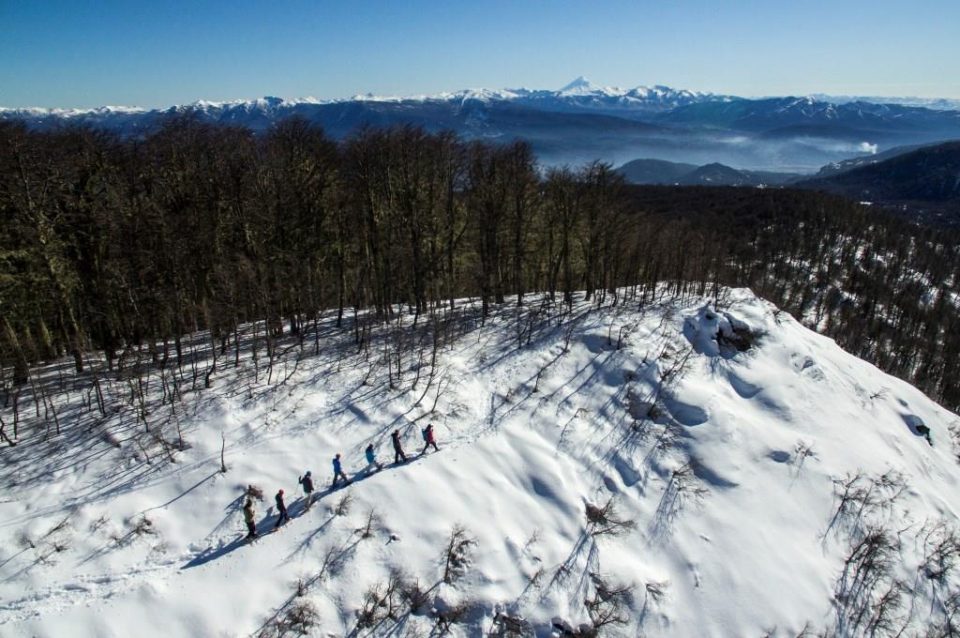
[243,499,258,539]
[332,453,350,487]
[275,489,290,528]
[298,471,315,509]
[391,429,408,464]
[421,423,439,454]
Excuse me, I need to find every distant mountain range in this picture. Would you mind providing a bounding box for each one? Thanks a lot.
[796,141,960,224]
[617,158,801,187]
[4,78,960,172]
[617,140,960,225]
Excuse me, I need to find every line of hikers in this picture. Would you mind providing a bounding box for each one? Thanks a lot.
[242,424,440,539]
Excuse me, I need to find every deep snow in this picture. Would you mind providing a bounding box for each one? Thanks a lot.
[1,288,958,637]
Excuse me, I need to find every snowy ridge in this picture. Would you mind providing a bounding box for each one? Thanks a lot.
[1,288,959,636]
[813,94,960,111]
[0,77,723,117]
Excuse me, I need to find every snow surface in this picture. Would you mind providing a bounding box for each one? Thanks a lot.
[1,288,958,636]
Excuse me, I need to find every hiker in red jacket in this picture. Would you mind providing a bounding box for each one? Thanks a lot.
[421,423,439,454]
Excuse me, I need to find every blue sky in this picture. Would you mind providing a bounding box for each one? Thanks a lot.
[1,0,958,108]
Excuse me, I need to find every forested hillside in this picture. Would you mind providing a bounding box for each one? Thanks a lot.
[2,117,959,419]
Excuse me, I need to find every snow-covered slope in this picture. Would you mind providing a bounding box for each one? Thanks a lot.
[2,289,958,637]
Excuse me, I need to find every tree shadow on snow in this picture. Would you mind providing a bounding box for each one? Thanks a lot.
[181,535,251,569]
[284,513,337,560]
[543,530,599,607]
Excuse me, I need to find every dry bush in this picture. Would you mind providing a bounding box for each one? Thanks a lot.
[949,422,960,464]
[334,493,353,517]
[638,579,670,628]
[433,599,477,635]
[833,527,908,638]
[489,611,533,637]
[111,515,156,547]
[356,508,381,539]
[311,543,353,582]
[88,514,109,534]
[17,530,36,550]
[400,576,431,615]
[27,515,76,564]
[584,572,634,634]
[442,524,477,584]
[585,497,637,537]
[257,600,319,638]
[825,470,906,541]
[793,440,817,474]
[651,463,708,539]
[644,580,668,606]
[42,515,72,539]
[354,571,407,629]
[925,590,960,638]
[919,520,960,583]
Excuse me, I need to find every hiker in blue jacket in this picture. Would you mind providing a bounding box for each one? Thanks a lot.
[332,453,350,487]
[365,443,383,471]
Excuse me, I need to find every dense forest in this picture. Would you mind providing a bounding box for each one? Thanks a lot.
[2,117,959,416]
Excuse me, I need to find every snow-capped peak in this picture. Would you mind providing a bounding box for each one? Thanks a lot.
[556,76,633,98]
[558,75,600,94]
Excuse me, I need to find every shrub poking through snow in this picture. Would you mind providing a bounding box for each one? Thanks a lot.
[17,530,36,550]
[584,497,637,537]
[927,591,960,637]
[919,520,960,584]
[400,575,431,615]
[334,493,353,517]
[651,463,708,539]
[111,515,157,548]
[639,580,670,625]
[825,470,906,540]
[356,508,380,539]
[832,527,907,637]
[354,571,407,629]
[442,524,476,584]
[583,573,634,635]
[88,514,109,534]
[490,611,533,637]
[950,422,960,465]
[433,599,477,633]
[22,515,76,565]
[256,599,319,638]
[793,440,817,474]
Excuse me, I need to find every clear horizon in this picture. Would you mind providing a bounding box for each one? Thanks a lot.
[2,0,959,109]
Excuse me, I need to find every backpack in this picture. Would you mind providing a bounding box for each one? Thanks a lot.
[421,428,428,441]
